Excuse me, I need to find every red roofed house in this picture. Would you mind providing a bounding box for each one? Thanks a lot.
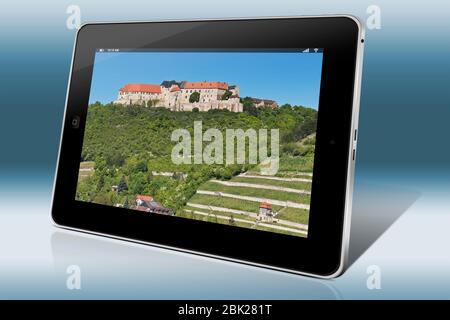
[177,81,242,112]
[116,84,162,106]
[135,195,174,216]
[258,201,274,222]
[251,98,278,109]
[120,84,161,94]
[136,195,153,203]
[180,81,228,105]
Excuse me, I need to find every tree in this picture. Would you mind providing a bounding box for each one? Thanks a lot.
[243,104,257,116]
[123,196,130,209]
[172,172,186,181]
[129,172,146,195]
[94,156,108,176]
[134,160,148,173]
[241,96,254,107]
[189,92,200,103]
[118,175,128,193]
[96,174,105,192]
[192,107,199,112]
[106,151,125,167]
[146,171,154,184]
[221,90,232,100]
[93,194,112,206]
[214,167,232,180]
[280,103,292,110]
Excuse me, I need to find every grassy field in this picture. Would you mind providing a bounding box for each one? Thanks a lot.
[246,156,314,177]
[199,181,311,204]
[177,209,305,237]
[275,207,310,225]
[184,203,309,227]
[78,161,95,180]
[232,176,312,190]
[186,193,283,213]
[80,161,95,169]
[184,205,256,221]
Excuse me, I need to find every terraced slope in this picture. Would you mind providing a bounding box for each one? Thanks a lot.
[179,170,312,237]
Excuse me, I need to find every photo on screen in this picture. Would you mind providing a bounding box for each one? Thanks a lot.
[76,50,323,238]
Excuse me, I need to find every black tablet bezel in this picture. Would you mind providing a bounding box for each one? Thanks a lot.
[52,16,362,277]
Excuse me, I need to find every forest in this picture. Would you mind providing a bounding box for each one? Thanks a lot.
[76,100,317,217]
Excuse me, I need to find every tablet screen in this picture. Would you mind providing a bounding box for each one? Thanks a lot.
[76,49,323,238]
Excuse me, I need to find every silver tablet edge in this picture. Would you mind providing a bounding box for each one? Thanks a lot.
[327,14,365,279]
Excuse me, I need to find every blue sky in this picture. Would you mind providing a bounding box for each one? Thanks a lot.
[89,51,323,108]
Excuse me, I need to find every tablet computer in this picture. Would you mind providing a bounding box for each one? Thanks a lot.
[52,16,364,278]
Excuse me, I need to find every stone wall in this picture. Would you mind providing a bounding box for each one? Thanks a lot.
[113,87,242,112]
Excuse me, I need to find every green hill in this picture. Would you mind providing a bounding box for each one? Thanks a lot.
[76,102,317,234]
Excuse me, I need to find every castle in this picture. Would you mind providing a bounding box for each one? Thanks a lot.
[114,80,243,112]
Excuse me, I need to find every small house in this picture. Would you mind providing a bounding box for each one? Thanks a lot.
[135,195,174,216]
[258,201,273,222]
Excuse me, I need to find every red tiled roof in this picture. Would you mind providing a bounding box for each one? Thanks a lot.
[170,85,180,92]
[120,84,161,94]
[136,195,153,202]
[259,201,272,209]
[184,81,228,90]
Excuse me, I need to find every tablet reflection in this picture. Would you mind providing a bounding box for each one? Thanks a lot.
[348,182,421,267]
[51,230,340,299]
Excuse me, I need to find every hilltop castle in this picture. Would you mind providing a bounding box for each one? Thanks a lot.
[114,80,243,112]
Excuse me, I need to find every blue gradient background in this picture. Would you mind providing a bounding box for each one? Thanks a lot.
[1,0,450,299]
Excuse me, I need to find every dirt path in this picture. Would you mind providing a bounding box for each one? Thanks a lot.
[184,209,307,235]
[152,171,188,179]
[238,173,312,183]
[186,203,254,217]
[210,180,311,195]
[196,190,310,210]
[186,202,308,230]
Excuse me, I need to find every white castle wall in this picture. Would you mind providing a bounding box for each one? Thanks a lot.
[180,98,242,112]
[114,85,242,112]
